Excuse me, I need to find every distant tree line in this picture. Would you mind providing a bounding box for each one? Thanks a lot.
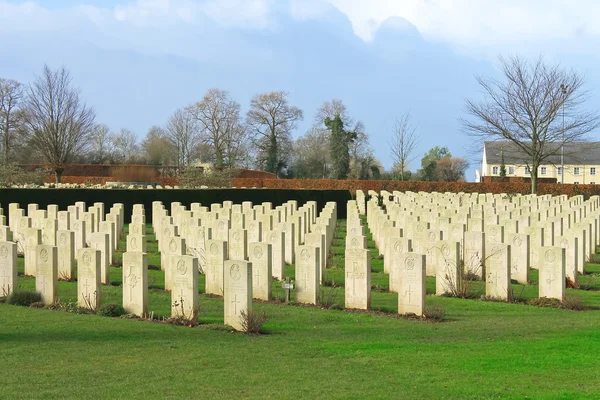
[1,64,471,183]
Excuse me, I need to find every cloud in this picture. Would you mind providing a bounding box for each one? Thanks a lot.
[324,0,600,54]
[2,0,600,58]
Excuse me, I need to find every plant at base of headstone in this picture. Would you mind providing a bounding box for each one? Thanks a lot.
[6,290,42,306]
[561,294,585,311]
[96,303,126,317]
[46,301,94,314]
[167,298,199,327]
[439,257,482,299]
[423,304,446,322]
[58,271,76,282]
[80,291,99,312]
[319,285,341,309]
[239,309,269,334]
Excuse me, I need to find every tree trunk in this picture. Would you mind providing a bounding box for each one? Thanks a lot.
[266,134,278,174]
[3,118,9,165]
[54,168,63,184]
[215,150,224,168]
[530,166,538,194]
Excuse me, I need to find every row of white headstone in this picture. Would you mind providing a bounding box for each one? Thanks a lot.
[0,199,340,330]
[346,200,426,315]
[358,190,600,303]
[0,201,125,306]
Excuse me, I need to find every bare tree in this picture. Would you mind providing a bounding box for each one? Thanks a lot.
[166,108,198,168]
[88,124,114,164]
[314,98,355,129]
[246,91,303,175]
[292,128,331,178]
[188,88,246,168]
[112,128,140,164]
[0,79,24,165]
[22,65,95,183]
[388,112,419,180]
[142,125,175,165]
[436,156,469,182]
[462,55,600,193]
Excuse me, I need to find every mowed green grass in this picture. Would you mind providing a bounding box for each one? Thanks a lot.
[2,220,600,399]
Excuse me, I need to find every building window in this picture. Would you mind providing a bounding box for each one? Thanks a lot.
[558,167,562,175]
[524,167,530,175]
[574,167,580,175]
[574,181,580,184]
[591,182,596,185]
[591,167,596,176]
[492,166,499,175]
[540,167,547,175]
[508,167,515,175]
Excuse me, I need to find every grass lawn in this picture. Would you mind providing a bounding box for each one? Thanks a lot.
[2,220,600,399]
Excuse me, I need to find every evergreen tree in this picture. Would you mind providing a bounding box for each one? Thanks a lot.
[326,115,357,179]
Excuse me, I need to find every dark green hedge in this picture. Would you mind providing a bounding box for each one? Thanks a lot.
[0,188,351,223]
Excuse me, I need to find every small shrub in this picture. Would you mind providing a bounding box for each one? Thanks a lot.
[566,277,579,289]
[29,301,45,309]
[0,164,49,187]
[239,309,269,334]
[58,271,76,282]
[319,285,341,309]
[46,301,94,314]
[588,254,600,264]
[528,297,563,308]
[424,304,446,321]
[167,298,199,327]
[96,303,126,317]
[6,290,42,306]
[179,166,237,189]
[562,294,585,311]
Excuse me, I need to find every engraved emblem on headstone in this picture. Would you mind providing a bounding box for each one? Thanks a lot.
[232,231,241,241]
[0,245,7,259]
[406,256,415,270]
[130,237,138,250]
[82,251,91,266]
[351,238,358,247]
[394,241,402,253]
[169,239,177,252]
[177,259,187,275]
[210,243,218,255]
[301,249,310,261]
[60,233,67,245]
[230,264,241,281]
[441,244,450,257]
[560,238,568,248]
[40,248,48,263]
[545,249,556,263]
[428,232,436,242]
[512,236,522,247]
[253,245,263,259]
[270,233,277,242]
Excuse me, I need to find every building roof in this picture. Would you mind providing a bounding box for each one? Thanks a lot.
[484,141,600,165]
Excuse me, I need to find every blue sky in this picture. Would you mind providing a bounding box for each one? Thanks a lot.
[2,0,600,179]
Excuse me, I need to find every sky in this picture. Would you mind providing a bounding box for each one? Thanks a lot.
[2,0,600,180]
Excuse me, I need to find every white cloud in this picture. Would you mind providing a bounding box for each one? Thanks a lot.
[2,0,600,58]
[324,0,600,53]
